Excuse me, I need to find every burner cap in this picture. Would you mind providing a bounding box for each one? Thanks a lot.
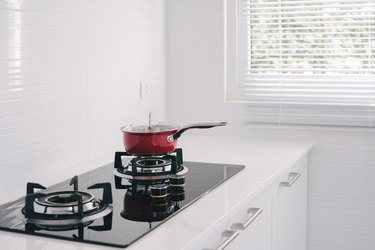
[135,158,170,168]
[36,191,93,207]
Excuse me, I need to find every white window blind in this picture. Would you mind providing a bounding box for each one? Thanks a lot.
[237,0,375,127]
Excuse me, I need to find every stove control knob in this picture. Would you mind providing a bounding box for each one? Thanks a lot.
[169,175,185,202]
[150,184,168,196]
[170,192,185,202]
[151,184,168,213]
[169,175,185,194]
[169,175,185,185]
[169,185,184,194]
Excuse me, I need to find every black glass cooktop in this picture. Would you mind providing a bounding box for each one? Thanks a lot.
[0,161,244,248]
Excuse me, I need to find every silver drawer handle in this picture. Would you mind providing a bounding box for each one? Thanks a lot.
[231,207,263,230]
[203,230,240,250]
[280,172,301,187]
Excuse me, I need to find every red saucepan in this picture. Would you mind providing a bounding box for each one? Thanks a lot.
[120,121,227,155]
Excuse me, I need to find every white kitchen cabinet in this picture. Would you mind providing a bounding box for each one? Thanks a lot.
[228,186,273,250]
[184,154,308,250]
[187,186,274,250]
[275,155,308,250]
[183,217,233,250]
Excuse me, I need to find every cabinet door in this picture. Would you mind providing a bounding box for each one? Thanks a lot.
[229,187,273,250]
[277,156,308,250]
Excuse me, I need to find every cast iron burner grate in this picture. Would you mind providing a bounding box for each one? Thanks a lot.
[113,148,188,187]
[22,176,113,231]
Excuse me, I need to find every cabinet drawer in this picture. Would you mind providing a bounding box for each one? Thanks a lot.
[184,153,309,250]
[183,218,232,250]
[185,187,273,250]
[229,186,273,250]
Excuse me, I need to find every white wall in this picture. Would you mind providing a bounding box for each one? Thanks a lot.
[0,0,166,202]
[166,0,243,130]
[166,1,375,250]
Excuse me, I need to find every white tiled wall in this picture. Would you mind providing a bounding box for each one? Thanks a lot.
[0,0,166,202]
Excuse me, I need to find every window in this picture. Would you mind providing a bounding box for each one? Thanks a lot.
[226,0,375,127]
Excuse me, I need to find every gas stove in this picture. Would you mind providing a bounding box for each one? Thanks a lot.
[0,148,244,248]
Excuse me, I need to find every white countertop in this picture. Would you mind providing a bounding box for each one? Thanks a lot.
[0,135,314,250]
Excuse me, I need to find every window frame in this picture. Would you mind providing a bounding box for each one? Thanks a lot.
[225,0,243,102]
[224,0,375,104]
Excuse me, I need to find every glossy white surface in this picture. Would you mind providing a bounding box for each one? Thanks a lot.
[0,135,314,250]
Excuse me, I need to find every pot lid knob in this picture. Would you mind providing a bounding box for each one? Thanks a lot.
[150,184,168,196]
[148,112,152,129]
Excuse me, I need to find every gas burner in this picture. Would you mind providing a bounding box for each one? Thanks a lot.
[35,191,94,209]
[113,149,187,223]
[21,176,113,230]
[113,148,188,186]
[135,158,170,168]
[130,156,174,174]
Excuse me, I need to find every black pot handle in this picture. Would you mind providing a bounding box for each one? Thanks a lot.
[167,122,227,143]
